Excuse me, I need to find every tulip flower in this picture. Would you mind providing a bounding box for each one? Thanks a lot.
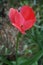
[8,5,36,34]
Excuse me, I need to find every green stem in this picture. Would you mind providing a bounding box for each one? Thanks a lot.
[16,36,19,65]
[16,32,22,65]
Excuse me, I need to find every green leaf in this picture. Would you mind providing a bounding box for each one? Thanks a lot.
[19,50,43,65]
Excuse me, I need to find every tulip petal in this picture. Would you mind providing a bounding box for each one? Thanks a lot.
[8,8,25,34]
[8,8,17,25]
[22,19,36,31]
[15,12,25,26]
[20,5,35,21]
[14,11,26,34]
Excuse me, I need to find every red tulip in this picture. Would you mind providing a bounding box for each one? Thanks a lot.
[8,5,36,34]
